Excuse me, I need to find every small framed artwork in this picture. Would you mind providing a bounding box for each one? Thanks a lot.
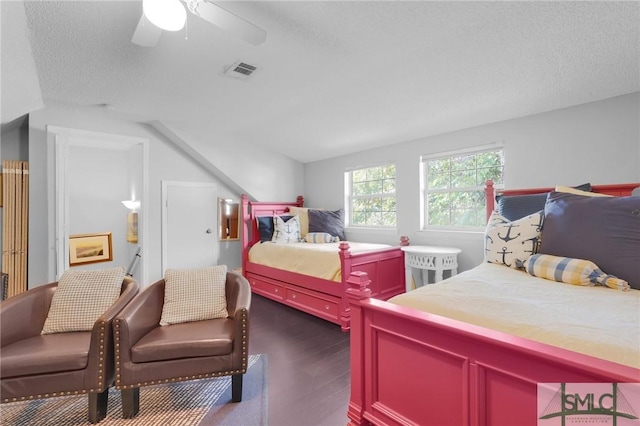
[69,232,113,266]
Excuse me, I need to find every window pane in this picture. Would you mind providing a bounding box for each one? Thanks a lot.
[428,158,450,175]
[353,182,368,196]
[477,151,503,168]
[451,170,475,188]
[427,171,450,190]
[477,166,503,186]
[450,155,476,171]
[381,211,396,227]
[428,206,450,226]
[383,165,396,179]
[353,198,367,211]
[353,169,367,183]
[367,167,383,181]
[450,191,476,209]
[352,211,366,225]
[368,180,383,194]
[383,178,396,194]
[451,208,478,226]
[382,197,396,211]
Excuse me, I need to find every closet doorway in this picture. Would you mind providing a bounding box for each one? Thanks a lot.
[161,181,218,272]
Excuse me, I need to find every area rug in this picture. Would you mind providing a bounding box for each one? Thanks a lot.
[0,354,267,426]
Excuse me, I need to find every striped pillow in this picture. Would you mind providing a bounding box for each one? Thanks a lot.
[160,265,228,326]
[524,254,629,291]
[42,267,125,334]
[303,232,339,243]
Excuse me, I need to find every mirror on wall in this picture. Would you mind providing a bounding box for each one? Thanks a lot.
[218,198,239,241]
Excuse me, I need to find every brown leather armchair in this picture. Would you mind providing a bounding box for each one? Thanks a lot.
[113,271,251,418]
[0,277,139,423]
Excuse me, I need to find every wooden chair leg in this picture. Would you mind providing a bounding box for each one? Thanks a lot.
[121,388,140,419]
[88,388,109,424]
[231,374,243,402]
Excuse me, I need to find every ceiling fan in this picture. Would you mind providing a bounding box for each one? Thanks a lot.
[132,0,267,47]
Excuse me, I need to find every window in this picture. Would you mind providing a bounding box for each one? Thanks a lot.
[422,147,503,228]
[346,164,396,227]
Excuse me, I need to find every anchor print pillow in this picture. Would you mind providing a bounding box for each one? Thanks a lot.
[484,210,544,269]
[272,215,301,243]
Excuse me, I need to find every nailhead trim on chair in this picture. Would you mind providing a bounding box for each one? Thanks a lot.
[1,321,108,403]
[114,309,249,390]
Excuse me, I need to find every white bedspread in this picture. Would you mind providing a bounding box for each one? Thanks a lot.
[389,262,640,369]
[248,241,391,282]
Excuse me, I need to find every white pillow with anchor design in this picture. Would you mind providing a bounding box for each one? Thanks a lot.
[484,210,544,269]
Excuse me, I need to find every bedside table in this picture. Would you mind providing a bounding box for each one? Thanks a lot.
[401,245,462,291]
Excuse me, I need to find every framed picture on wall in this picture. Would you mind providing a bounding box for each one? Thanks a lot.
[69,232,113,266]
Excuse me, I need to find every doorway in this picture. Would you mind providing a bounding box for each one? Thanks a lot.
[52,126,148,285]
[161,181,218,272]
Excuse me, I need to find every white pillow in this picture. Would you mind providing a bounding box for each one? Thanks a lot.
[272,215,301,243]
[42,267,125,334]
[484,211,543,269]
[160,265,228,326]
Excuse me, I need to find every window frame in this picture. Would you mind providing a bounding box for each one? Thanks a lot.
[420,144,504,231]
[344,163,397,229]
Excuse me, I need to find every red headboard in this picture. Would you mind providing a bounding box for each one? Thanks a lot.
[241,194,304,273]
[484,180,640,222]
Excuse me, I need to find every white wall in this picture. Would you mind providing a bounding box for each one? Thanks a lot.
[26,105,260,286]
[0,1,44,123]
[304,93,640,272]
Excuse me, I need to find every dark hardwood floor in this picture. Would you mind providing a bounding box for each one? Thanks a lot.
[248,294,351,426]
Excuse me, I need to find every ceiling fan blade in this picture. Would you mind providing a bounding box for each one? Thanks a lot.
[132,14,163,47]
[190,1,266,46]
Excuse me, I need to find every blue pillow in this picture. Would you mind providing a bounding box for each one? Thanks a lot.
[496,183,591,221]
[257,215,292,242]
[308,209,345,241]
[540,191,640,289]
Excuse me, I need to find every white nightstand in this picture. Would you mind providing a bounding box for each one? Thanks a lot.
[401,245,462,292]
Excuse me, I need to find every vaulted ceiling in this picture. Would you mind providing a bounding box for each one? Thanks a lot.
[5,1,640,163]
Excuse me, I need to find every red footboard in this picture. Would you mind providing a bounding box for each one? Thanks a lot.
[346,272,640,426]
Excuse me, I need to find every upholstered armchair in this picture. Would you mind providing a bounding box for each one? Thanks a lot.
[0,274,139,424]
[113,269,251,418]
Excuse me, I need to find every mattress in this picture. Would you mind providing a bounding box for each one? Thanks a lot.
[389,262,640,369]
[248,241,391,282]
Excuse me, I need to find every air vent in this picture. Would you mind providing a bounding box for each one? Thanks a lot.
[223,61,259,81]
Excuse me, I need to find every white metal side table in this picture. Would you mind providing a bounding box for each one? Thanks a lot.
[401,245,462,292]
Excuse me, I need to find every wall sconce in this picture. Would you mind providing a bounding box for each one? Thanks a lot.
[122,200,140,243]
[122,200,141,211]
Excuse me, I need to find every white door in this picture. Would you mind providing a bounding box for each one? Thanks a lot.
[161,181,218,272]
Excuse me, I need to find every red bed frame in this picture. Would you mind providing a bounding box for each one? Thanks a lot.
[241,195,406,331]
[347,182,640,426]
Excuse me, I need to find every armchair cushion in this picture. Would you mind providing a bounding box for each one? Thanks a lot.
[1,332,91,378]
[160,265,228,326]
[131,318,234,363]
[42,267,126,334]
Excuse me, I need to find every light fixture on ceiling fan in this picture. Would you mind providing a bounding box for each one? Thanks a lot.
[132,0,267,47]
[143,0,187,32]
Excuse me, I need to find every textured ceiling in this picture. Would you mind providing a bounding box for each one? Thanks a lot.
[16,1,640,162]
